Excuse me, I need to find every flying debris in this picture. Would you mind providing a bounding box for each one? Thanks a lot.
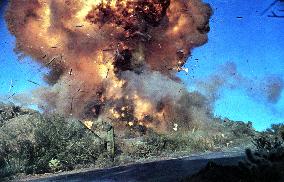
[106,69,110,78]
[6,0,212,132]
[7,93,16,100]
[28,80,41,86]
[103,48,115,52]
[180,68,189,74]
[46,57,56,66]
[8,79,13,92]
[173,123,178,131]
[75,25,84,28]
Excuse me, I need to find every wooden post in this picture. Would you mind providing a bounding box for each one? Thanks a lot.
[106,126,115,158]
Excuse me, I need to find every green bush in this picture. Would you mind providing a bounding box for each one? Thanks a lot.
[267,124,284,140]
[95,153,114,168]
[0,114,103,179]
[252,124,284,153]
[48,159,62,172]
[121,131,177,159]
[32,115,102,173]
[121,130,219,160]
[0,104,261,180]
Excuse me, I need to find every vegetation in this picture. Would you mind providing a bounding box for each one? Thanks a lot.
[181,124,284,182]
[0,103,258,180]
[0,111,103,180]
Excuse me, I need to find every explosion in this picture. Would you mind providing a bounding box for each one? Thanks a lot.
[6,0,212,132]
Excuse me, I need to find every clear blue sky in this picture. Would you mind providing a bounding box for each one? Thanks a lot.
[0,0,283,131]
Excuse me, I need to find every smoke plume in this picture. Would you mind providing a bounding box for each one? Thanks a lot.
[195,62,284,104]
[6,0,212,132]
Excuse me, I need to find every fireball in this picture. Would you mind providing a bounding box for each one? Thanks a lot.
[6,0,212,132]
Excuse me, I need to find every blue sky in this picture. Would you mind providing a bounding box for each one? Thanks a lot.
[0,0,48,96]
[177,0,284,130]
[0,0,283,131]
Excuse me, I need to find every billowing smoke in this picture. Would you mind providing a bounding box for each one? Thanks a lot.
[195,62,284,104]
[6,0,212,132]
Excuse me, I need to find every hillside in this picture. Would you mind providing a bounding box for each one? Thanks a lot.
[0,103,258,181]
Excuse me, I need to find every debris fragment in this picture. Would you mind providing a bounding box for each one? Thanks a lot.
[46,57,56,66]
[103,48,115,52]
[8,79,13,92]
[28,80,40,86]
[70,97,74,113]
[173,123,178,131]
[7,93,16,100]
[106,69,110,78]
[6,0,213,132]
[75,25,84,28]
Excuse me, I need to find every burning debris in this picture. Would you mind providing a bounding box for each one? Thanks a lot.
[86,0,170,35]
[6,0,212,132]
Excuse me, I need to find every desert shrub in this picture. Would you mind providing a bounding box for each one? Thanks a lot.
[29,115,103,173]
[136,131,192,157]
[114,153,135,166]
[95,152,114,168]
[145,130,219,153]
[0,113,41,179]
[0,114,103,179]
[121,130,220,160]
[253,134,282,152]
[0,103,36,128]
[252,124,284,153]
[121,131,176,159]
[266,124,284,141]
[223,120,255,137]
[144,131,178,152]
[182,125,284,182]
[189,136,215,152]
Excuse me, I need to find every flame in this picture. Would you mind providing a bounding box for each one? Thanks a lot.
[83,120,94,129]
[128,121,134,126]
[133,95,153,120]
[6,0,212,132]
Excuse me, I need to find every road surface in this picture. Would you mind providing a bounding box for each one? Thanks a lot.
[26,151,244,182]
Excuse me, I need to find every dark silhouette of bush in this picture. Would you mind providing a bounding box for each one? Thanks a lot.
[181,124,284,182]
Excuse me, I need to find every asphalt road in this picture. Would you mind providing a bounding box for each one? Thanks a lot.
[29,152,244,182]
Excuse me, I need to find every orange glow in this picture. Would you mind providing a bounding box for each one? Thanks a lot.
[6,0,212,132]
[83,120,94,129]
